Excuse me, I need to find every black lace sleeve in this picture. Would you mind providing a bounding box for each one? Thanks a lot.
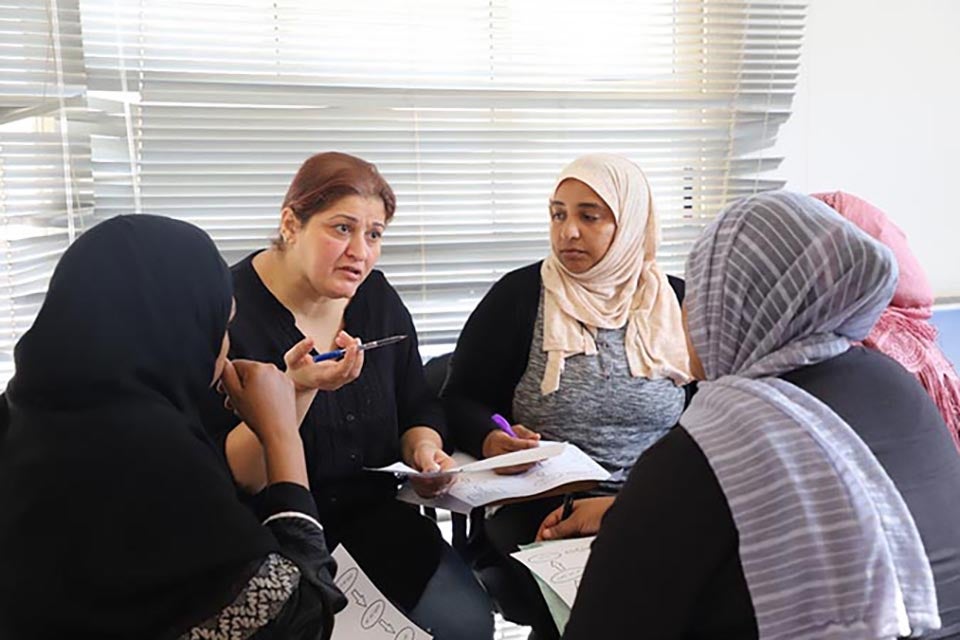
[179,483,347,640]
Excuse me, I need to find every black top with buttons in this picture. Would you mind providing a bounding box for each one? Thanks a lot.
[200,252,448,608]
[203,251,446,522]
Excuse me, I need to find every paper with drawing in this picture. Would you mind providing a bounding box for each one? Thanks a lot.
[331,545,432,640]
[396,443,610,512]
[510,536,596,635]
[512,536,595,608]
[369,441,567,478]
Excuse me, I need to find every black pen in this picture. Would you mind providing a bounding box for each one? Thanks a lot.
[560,493,575,521]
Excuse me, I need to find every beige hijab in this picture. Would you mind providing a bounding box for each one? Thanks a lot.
[540,154,692,395]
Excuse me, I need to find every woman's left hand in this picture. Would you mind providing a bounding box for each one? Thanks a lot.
[536,496,615,542]
[408,441,457,498]
[283,331,364,393]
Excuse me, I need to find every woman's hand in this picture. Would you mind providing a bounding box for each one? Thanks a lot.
[482,423,541,475]
[535,496,615,542]
[408,441,457,498]
[220,359,308,488]
[220,359,297,443]
[401,427,457,498]
[283,331,364,393]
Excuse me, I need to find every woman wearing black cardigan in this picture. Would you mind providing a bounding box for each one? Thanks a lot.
[443,154,693,639]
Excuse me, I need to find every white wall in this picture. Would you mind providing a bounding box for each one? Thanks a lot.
[772,0,960,298]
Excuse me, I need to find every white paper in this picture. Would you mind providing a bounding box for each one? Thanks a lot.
[511,536,596,608]
[366,461,461,478]
[457,441,566,472]
[331,545,433,640]
[367,441,566,478]
[444,444,610,508]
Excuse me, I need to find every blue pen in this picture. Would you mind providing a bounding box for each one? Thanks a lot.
[312,334,408,363]
[491,413,519,438]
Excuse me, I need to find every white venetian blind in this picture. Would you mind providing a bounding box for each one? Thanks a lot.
[0,0,93,384]
[78,0,804,350]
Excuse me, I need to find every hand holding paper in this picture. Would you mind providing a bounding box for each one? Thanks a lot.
[461,441,566,472]
[407,438,457,498]
[397,443,611,513]
[371,441,567,478]
[483,421,543,475]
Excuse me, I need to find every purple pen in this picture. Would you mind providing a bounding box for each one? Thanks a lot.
[491,413,518,439]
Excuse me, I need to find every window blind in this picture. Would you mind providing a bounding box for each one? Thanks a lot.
[1,1,804,383]
[0,0,93,383]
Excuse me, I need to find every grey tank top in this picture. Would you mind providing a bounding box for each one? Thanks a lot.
[512,295,685,485]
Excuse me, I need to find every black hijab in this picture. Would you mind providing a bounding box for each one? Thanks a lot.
[0,215,277,639]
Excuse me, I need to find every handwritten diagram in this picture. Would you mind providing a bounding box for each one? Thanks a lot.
[331,546,432,640]
[511,536,596,608]
[446,446,610,507]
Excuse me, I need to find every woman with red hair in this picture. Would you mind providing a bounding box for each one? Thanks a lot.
[202,152,494,640]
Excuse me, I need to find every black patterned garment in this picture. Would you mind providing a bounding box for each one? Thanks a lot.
[182,554,300,640]
[179,483,347,640]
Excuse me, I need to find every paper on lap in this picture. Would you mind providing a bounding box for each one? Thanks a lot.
[458,441,566,472]
[368,461,460,478]
[368,441,567,478]
[331,545,432,640]
[396,443,610,511]
[447,444,609,507]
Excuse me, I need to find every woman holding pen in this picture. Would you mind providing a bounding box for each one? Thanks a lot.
[442,153,692,639]
[200,152,493,640]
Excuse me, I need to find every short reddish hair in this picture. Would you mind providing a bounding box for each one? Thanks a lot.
[275,152,396,247]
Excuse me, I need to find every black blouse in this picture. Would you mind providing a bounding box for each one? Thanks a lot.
[204,252,445,518]
[201,252,447,610]
[563,347,960,639]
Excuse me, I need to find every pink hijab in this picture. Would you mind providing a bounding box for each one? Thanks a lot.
[813,191,960,449]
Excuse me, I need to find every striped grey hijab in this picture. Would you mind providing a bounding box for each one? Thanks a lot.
[683,191,940,639]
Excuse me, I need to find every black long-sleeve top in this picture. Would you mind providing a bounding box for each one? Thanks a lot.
[201,252,447,610]
[204,252,445,521]
[563,347,960,639]
[442,261,686,459]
